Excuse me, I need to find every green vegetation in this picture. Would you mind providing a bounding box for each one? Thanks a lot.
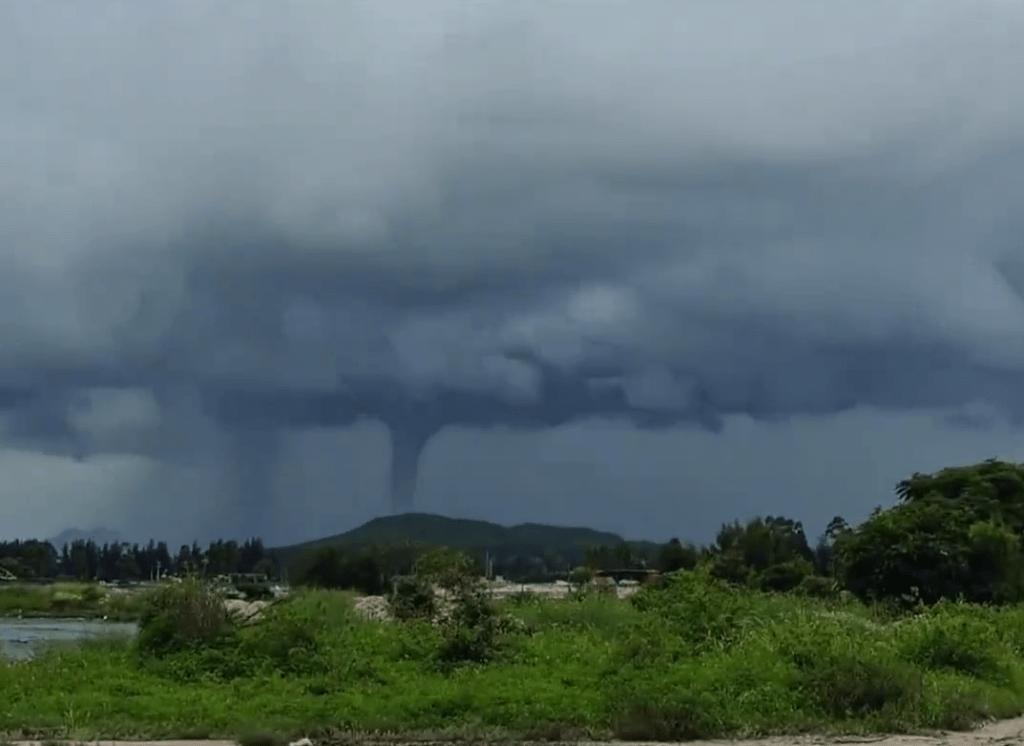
[0,582,147,620]
[5,567,1024,741]
[833,458,1024,607]
[8,457,1024,740]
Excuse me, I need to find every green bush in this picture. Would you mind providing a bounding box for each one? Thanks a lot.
[707,550,752,586]
[233,591,335,677]
[627,568,752,656]
[759,560,814,593]
[422,549,509,666]
[388,575,437,621]
[654,538,701,573]
[505,589,540,606]
[894,603,1011,681]
[568,566,592,589]
[80,584,106,604]
[794,575,839,599]
[413,546,478,595]
[135,579,234,658]
[799,655,923,719]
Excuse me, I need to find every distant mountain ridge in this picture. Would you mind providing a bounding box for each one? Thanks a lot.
[49,526,122,548]
[273,512,659,563]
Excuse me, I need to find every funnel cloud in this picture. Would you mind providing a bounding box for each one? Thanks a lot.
[225,428,280,539]
[387,422,438,514]
[2,0,1024,543]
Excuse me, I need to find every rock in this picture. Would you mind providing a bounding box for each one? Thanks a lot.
[223,598,268,624]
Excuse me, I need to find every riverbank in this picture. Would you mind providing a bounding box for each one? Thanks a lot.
[5,572,1024,742]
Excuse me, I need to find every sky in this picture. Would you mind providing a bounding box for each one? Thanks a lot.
[2,0,1024,548]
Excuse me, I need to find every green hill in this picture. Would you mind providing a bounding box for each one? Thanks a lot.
[273,512,658,568]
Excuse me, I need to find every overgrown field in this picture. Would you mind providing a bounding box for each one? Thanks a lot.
[4,570,1024,742]
[0,582,147,620]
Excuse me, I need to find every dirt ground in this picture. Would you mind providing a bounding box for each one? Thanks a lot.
[631,713,1024,745]
[7,715,1024,745]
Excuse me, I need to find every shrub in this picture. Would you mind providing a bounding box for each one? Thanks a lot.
[51,590,79,612]
[628,568,750,655]
[435,591,524,667]
[759,559,814,593]
[135,579,233,658]
[401,546,520,667]
[388,575,436,621]
[505,589,540,606]
[236,591,334,677]
[435,616,498,665]
[655,538,701,573]
[80,584,106,604]
[799,655,923,719]
[895,603,1011,681]
[795,575,840,599]
[707,551,752,586]
[413,546,478,595]
[568,566,592,589]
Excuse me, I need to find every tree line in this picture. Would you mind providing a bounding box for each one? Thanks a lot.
[5,457,1024,608]
[0,537,277,583]
[288,458,1024,608]
[283,514,828,595]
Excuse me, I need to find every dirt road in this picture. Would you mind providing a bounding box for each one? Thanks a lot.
[620,714,1024,745]
[8,716,1024,746]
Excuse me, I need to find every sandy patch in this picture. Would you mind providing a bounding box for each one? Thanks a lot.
[598,713,1024,745]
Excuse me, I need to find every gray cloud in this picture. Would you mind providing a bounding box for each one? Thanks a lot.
[2,0,1024,538]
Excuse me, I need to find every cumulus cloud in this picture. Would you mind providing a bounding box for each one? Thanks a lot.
[2,0,1024,536]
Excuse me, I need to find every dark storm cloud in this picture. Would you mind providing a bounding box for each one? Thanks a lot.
[3,0,1024,522]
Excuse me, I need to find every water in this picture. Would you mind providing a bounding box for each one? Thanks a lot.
[0,618,138,662]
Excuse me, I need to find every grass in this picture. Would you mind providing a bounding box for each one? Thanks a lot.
[0,582,148,620]
[4,570,1024,741]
